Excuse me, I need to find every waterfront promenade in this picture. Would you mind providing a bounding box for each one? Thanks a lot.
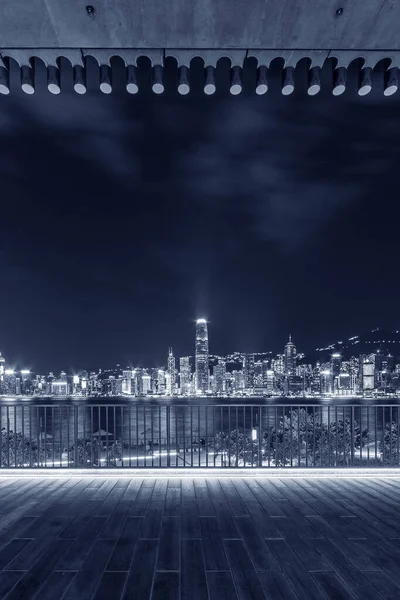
[0,475,399,599]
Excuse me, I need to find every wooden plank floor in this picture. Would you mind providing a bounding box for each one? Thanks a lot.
[0,477,399,599]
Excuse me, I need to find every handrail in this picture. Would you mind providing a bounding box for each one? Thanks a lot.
[0,403,399,468]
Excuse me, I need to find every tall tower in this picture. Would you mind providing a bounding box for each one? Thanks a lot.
[243,354,255,389]
[167,347,176,394]
[195,319,209,394]
[284,334,297,376]
[179,357,191,395]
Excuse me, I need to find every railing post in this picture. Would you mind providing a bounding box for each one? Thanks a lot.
[228,406,231,468]
[351,406,354,467]
[382,407,385,466]
[360,407,363,464]
[166,406,170,467]
[313,406,316,468]
[14,406,17,468]
[21,406,25,468]
[289,407,293,468]
[258,406,262,467]
[7,406,10,468]
[206,406,209,468]
[44,407,47,468]
[328,406,331,468]
[297,407,300,467]
[151,406,154,468]
[128,405,132,468]
[52,406,55,467]
[390,406,393,467]
[275,406,278,468]
[59,405,63,468]
[190,405,193,467]
[159,406,162,468]
[120,406,124,468]
[106,407,109,468]
[235,406,238,468]
[29,405,32,468]
[397,407,400,467]
[74,406,78,468]
[367,406,370,466]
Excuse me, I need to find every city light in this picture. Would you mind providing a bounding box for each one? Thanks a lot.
[0,327,400,399]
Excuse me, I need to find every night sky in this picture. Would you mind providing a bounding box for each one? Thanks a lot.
[1,58,399,373]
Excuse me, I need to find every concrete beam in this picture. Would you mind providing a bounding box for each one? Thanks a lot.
[1,0,400,50]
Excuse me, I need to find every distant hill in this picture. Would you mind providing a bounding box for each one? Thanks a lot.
[304,328,400,363]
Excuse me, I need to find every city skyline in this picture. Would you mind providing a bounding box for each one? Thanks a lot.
[2,323,400,398]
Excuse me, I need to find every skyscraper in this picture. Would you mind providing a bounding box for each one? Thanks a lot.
[158,369,166,394]
[122,370,133,395]
[243,354,255,388]
[167,347,176,394]
[284,335,297,376]
[320,370,334,394]
[179,357,191,395]
[213,360,226,393]
[331,353,342,377]
[362,358,375,391]
[195,319,209,394]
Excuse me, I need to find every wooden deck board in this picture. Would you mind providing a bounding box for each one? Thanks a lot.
[0,476,398,599]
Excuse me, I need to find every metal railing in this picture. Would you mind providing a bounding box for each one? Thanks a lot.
[0,404,399,468]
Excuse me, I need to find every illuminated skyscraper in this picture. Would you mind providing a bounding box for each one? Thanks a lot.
[320,370,333,394]
[122,370,133,395]
[331,353,342,377]
[142,374,151,395]
[272,355,284,375]
[284,335,297,376]
[254,361,263,387]
[158,369,166,394]
[179,357,191,395]
[362,358,375,391]
[265,370,275,393]
[213,360,226,393]
[195,319,209,394]
[167,347,176,393]
[244,354,255,388]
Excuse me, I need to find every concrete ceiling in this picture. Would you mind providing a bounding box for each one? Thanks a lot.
[1,0,399,50]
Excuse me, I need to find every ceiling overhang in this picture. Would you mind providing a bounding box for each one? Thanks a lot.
[1,0,400,95]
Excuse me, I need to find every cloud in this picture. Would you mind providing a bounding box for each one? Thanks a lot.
[4,93,142,182]
[169,98,369,252]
